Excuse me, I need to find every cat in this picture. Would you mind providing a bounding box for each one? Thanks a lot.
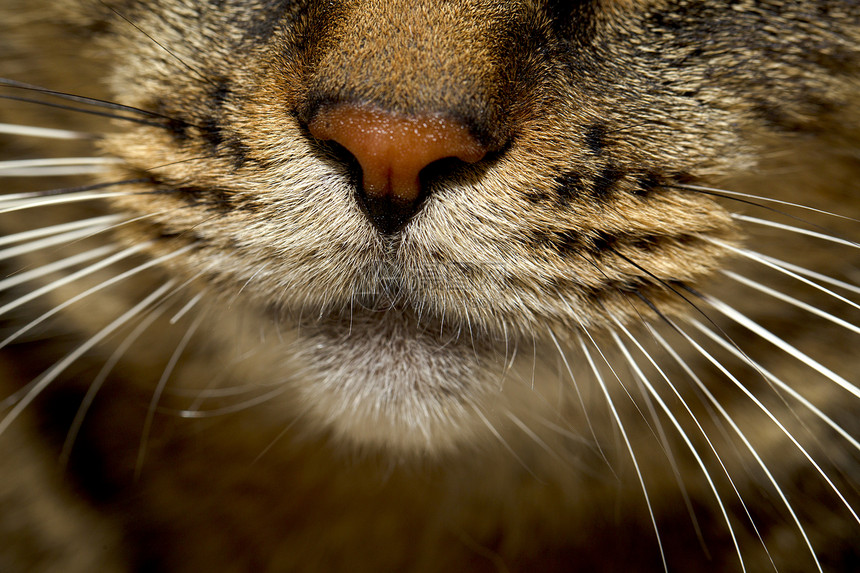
[0,0,858,571]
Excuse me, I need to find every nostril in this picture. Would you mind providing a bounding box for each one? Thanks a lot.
[308,104,487,233]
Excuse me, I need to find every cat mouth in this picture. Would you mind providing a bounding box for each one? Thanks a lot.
[250,254,529,453]
[289,266,508,348]
[286,299,508,453]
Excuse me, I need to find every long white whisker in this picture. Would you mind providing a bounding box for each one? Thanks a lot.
[0,157,120,170]
[171,380,280,399]
[0,245,116,292]
[753,253,860,296]
[0,191,133,213]
[533,416,595,446]
[666,319,826,571]
[577,329,668,572]
[0,223,120,262]
[60,303,169,467]
[614,335,703,550]
[136,311,205,478]
[251,409,309,465]
[677,183,858,222]
[176,385,292,418]
[170,290,205,324]
[687,318,860,453]
[0,122,94,140]
[547,328,610,466]
[0,157,124,177]
[0,214,121,248]
[0,242,150,319]
[609,323,745,572]
[0,279,176,438]
[0,179,140,203]
[169,376,282,400]
[705,296,859,400]
[722,270,860,335]
[709,239,860,310]
[178,346,272,412]
[504,410,565,464]
[2,168,109,177]
[731,213,859,249]
[472,404,539,480]
[185,377,245,411]
[646,324,779,569]
[0,244,196,349]
[679,313,860,525]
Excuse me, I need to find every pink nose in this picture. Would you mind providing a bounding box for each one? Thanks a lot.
[308,104,487,208]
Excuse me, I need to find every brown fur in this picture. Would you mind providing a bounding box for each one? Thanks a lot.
[0,0,858,571]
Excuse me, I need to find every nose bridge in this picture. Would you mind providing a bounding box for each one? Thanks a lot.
[297,0,524,235]
[305,0,506,141]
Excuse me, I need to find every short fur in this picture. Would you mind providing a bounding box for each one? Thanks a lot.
[0,0,858,571]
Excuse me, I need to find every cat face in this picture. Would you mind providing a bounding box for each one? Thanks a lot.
[1,0,858,570]
[87,0,801,447]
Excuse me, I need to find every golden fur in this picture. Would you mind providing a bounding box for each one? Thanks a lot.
[0,0,858,571]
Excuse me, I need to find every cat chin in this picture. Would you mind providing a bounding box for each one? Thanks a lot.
[288,309,508,454]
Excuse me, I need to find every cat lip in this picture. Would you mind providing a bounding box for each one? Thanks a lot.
[291,295,495,347]
[295,305,502,367]
[275,264,512,343]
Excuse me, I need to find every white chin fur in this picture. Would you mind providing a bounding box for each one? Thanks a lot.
[291,310,505,454]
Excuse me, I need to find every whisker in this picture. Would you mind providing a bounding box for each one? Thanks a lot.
[660,319,830,571]
[496,320,519,391]
[0,243,196,349]
[722,270,860,335]
[0,78,186,122]
[0,279,176,438]
[578,319,658,433]
[0,177,145,203]
[705,295,859,399]
[0,122,96,140]
[674,183,860,223]
[171,381,281,400]
[175,385,293,418]
[471,404,540,480]
[97,1,220,90]
[0,214,122,248]
[615,252,733,335]
[249,411,313,466]
[751,252,860,296]
[0,191,137,214]
[229,263,269,306]
[610,322,745,571]
[531,416,585,445]
[709,239,860,310]
[60,302,170,467]
[0,93,168,128]
[504,410,566,464]
[547,327,610,466]
[0,209,173,288]
[687,318,860,453]
[731,213,859,249]
[170,291,206,324]
[0,157,124,177]
[136,312,205,478]
[645,323,779,570]
[0,243,147,320]
[178,338,276,413]
[144,156,208,171]
[0,245,115,293]
[576,329,668,572]
[623,345,713,562]
[0,224,120,263]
